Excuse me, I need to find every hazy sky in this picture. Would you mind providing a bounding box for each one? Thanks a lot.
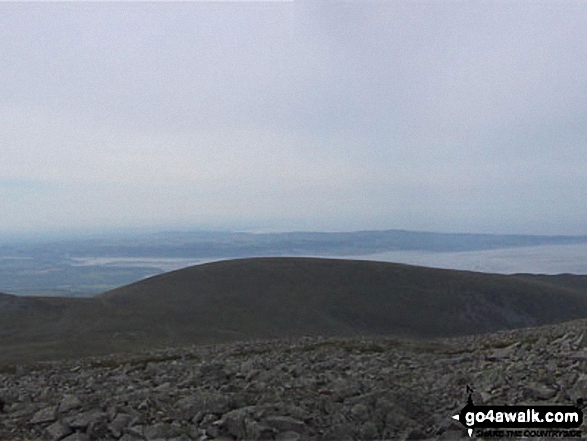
[1,0,586,237]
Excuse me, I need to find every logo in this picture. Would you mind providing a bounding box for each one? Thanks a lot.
[451,386,584,438]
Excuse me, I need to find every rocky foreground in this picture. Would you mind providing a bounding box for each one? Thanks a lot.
[1,319,587,441]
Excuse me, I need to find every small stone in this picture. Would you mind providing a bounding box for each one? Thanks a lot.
[574,330,587,349]
[144,422,171,440]
[124,425,145,438]
[109,413,133,438]
[350,403,369,422]
[138,399,150,411]
[153,382,171,392]
[406,427,428,439]
[69,410,107,430]
[263,416,307,433]
[486,343,520,361]
[30,406,57,424]
[44,420,73,441]
[275,431,301,441]
[61,434,90,441]
[359,421,379,439]
[58,395,82,413]
[222,408,249,438]
[526,385,557,400]
[569,350,587,361]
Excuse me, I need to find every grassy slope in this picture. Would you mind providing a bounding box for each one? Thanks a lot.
[1,258,587,364]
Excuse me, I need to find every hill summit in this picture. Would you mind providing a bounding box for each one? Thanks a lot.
[1,257,587,364]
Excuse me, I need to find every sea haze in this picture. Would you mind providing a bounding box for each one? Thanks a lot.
[70,257,211,273]
[1,230,586,296]
[345,243,587,275]
[72,243,587,276]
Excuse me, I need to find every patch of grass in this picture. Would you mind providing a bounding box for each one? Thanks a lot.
[0,364,17,375]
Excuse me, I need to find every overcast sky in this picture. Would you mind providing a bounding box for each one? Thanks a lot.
[1,0,586,237]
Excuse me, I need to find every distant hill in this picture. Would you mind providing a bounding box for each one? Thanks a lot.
[1,258,587,364]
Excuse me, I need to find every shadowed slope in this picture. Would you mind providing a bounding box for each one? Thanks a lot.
[99,258,587,341]
[1,258,587,364]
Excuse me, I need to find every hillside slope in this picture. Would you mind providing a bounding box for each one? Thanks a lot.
[1,258,587,364]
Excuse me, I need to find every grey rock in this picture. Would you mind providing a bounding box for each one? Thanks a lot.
[174,392,230,420]
[108,412,134,438]
[153,382,171,392]
[573,330,587,349]
[221,407,249,438]
[44,420,72,441]
[61,434,90,441]
[262,415,307,433]
[58,395,81,413]
[275,431,301,441]
[569,350,587,361]
[358,421,379,439]
[525,384,558,400]
[405,427,428,439]
[143,422,171,440]
[124,425,145,438]
[69,409,107,429]
[349,403,369,423]
[485,342,520,361]
[244,419,276,440]
[119,435,142,441]
[30,406,57,424]
[3,319,587,441]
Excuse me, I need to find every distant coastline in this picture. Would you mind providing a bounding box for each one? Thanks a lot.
[1,230,587,297]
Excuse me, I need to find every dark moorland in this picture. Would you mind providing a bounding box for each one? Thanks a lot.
[1,257,587,365]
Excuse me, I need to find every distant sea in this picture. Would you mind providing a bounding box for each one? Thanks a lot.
[73,243,587,276]
[343,243,587,275]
